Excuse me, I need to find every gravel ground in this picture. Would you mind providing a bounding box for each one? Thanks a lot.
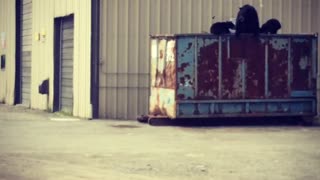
[0,104,320,180]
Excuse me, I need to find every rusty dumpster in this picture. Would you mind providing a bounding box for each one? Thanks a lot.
[149,33,318,119]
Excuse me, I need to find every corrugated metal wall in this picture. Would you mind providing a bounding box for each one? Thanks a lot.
[29,0,92,118]
[0,0,16,105]
[99,0,320,120]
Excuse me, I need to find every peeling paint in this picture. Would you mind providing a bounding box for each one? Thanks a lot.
[293,38,308,43]
[269,38,289,50]
[150,34,317,118]
[299,56,308,70]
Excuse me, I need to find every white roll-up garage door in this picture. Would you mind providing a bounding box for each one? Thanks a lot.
[60,15,74,113]
[20,0,32,106]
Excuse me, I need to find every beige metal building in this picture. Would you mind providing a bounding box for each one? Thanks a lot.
[98,0,320,119]
[0,0,319,119]
[0,0,92,118]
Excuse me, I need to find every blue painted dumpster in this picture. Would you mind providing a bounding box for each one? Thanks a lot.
[149,34,318,119]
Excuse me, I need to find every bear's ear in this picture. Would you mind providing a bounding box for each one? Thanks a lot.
[238,16,245,22]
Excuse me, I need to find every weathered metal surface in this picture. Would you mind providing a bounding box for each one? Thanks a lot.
[243,38,266,99]
[291,38,315,91]
[149,38,176,118]
[149,88,176,118]
[223,37,246,99]
[155,39,167,88]
[165,40,176,89]
[150,34,317,118]
[177,37,195,100]
[268,38,289,98]
[196,37,219,99]
[177,99,316,118]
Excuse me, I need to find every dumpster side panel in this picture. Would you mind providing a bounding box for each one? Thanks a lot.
[222,36,266,100]
[291,38,314,91]
[268,38,289,98]
[196,37,219,100]
[149,39,176,118]
[148,34,318,119]
[244,38,266,99]
[222,37,244,99]
[177,37,195,100]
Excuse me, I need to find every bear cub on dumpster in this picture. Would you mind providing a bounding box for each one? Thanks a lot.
[210,17,235,35]
[260,18,282,34]
[235,4,260,37]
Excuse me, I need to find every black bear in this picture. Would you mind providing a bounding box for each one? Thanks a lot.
[210,21,235,35]
[260,19,281,34]
[235,4,260,37]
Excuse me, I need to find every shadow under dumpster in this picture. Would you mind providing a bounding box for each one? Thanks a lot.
[144,116,318,127]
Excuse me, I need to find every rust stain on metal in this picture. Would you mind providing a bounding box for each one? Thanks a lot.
[164,40,176,89]
[245,38,266,99]
[197,40,219,99]
[223,37,246,99]
[155,40,167,88]
[291,38,312,90]
[222,58,243,99]
[150,40,158,87]
[268,38,289,98]
[177,62,190,72]
[149,88,176,118]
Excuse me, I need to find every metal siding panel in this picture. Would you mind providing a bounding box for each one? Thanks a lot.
[292,0,301,33]
[127,0,139,119]
[222,0,231,21]
[54,0,74,17]
[73,0,80,116]
[201,0,211,33]
[311,0,319,33]
[181,0,192,33]
[149,0,160,34]
[211,0,222,22]
[170,0,181,33]
[138,0,150,116]
[191,0,201,33]
[160,0,170,33]
[301,0,311,33]
[98,0,319,119]
[0,0,14,104]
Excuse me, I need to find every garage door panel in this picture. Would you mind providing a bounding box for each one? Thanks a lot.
[62,86,73,94]
[59,15,74,113]
[21,13,32,21]
[19,0,32,106]
[61,100,73,108]
[22,29,32,36]
[22,0,31,5]
[62,40,74,48]
[62,30,74,39]
[62,67,73,74]
[62,60,73,67]
[62,80,72,87]
[62,22,74,29]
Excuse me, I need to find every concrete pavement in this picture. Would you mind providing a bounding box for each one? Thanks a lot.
[0,104,320,180]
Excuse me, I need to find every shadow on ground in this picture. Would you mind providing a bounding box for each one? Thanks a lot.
[143,116,318,127]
